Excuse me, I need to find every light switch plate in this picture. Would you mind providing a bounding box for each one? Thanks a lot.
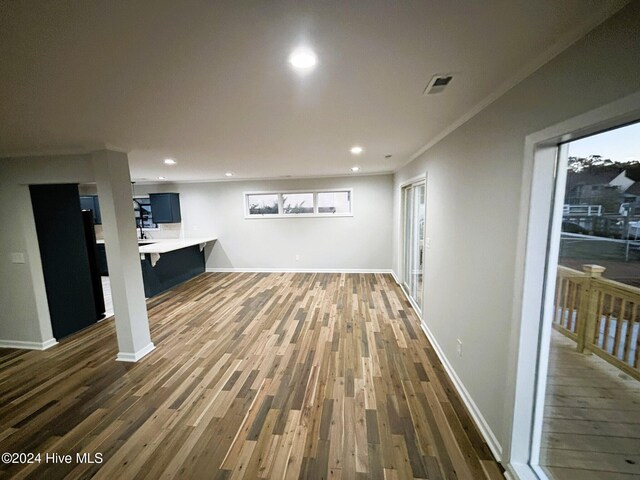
[11,252,25,264]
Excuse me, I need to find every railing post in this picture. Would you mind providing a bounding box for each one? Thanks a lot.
[576,264,606,353]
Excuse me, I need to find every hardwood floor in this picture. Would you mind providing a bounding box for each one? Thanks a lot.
[541,330,640,479]
[0,273,502,479]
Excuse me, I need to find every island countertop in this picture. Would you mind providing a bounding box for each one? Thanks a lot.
[138,237,217,254]
[96,237,217,254]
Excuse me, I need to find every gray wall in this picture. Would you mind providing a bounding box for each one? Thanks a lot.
[392,3,640,457]
[137,174,394,271]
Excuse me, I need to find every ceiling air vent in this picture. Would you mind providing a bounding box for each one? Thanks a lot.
[423,74,454,95]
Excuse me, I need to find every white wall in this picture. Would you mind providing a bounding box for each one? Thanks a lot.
[135,174,393,271]
[392,2,640,460]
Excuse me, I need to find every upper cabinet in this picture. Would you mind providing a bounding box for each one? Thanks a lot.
[79,195,101,224]
[149,193,181,223]
[79,192,181,225]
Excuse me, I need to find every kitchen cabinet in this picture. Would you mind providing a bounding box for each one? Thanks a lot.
[140,243,205,297]
[80,195,101,224]
[149,193,181,223]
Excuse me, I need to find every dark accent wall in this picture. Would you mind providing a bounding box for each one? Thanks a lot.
[30,184,98,339]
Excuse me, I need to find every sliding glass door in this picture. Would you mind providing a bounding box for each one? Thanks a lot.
[402,180,426,313]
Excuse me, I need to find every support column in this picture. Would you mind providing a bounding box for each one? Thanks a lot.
[91,150,154,361]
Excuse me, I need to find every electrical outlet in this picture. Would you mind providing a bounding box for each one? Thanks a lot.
[295,254,300,261]
[457,339,463,357]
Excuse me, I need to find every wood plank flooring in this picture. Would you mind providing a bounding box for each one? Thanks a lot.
[0,272,502,479]
[541,330,640,479]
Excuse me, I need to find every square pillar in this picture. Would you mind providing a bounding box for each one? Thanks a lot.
[91,150,154,361]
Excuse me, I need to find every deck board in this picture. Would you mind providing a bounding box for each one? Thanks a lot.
[542,330,640,479]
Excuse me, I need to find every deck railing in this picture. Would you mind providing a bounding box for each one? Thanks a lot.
[553,264,640,381]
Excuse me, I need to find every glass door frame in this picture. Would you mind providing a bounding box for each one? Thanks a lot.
[506,93,640,480]
[400,176,426,317]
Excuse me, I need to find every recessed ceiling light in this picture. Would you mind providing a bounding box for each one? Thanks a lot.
[164,158,176,165]
[225,172,234,177]
[350,146,363,155]
[288,47,317,72]
[158,176,167,180]
[351,166,360,172]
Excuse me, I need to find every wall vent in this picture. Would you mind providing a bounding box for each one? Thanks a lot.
[423,74,454,95]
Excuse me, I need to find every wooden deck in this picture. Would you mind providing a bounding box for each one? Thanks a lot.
[541,329,640,479]
[0,272,502,479]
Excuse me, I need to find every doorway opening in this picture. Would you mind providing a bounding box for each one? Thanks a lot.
[402,179,426,315]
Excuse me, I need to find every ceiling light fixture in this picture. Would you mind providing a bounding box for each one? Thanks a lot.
[225,172,234,177]
[158,176,167,180]
[164,158,176,165]
[351,166,360,173]
[350,146,363,155]
[288,47,317,72]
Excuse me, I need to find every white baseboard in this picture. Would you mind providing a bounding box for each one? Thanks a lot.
[419,321,504,462]
[0,338,58,350]
[206,268,393,274]
[390,270,401,284]
[116,342,156,362]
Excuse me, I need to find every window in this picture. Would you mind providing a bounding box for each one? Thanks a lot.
[317,191,351,214]
[245,190,353,218]
[282,193,314,214]
[247,193,280,215]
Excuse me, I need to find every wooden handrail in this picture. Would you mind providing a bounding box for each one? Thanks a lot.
[553,264,640,381]
[556,265,585,276]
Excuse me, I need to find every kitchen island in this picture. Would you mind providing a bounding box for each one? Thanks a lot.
[138,237,216,297]
[97,237,216,298]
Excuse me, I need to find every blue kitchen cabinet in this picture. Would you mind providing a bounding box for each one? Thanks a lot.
[149,193,181,223]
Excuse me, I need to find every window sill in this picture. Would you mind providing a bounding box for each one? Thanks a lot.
[244,213,353,219]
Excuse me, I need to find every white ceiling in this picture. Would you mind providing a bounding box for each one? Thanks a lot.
[0,0,626,182]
